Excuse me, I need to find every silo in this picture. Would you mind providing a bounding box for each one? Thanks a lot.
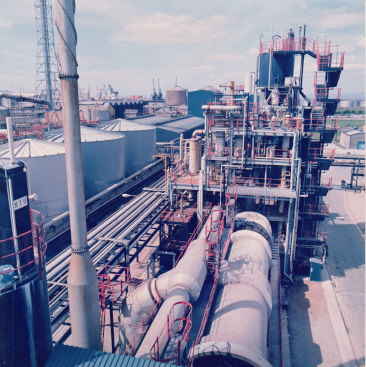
[45,126,125,199]
[101,119,156,177]
[0,139,68,223]
[166,86,187,106]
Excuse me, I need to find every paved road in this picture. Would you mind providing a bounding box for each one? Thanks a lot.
[323,166,365,366]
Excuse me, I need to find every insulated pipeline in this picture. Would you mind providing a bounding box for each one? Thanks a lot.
[192,211,273,367]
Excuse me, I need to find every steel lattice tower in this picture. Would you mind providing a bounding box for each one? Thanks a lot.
[34,0,60,110]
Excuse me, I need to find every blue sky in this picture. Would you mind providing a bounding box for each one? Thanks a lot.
[0,0,364,99]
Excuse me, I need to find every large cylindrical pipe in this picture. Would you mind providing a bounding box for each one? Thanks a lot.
[119,207,222,354]
[192,212,272,367]
[56,0,101,350]
[135,287,190,359]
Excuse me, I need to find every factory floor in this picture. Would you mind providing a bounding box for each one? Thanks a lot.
[284,166,365,367]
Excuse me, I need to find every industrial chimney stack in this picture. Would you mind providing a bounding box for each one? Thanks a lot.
[55,0,102,350]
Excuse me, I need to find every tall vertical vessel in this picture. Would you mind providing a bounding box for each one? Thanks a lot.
[0,161,53,366]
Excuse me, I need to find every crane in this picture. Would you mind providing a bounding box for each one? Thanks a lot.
[157,78,162,100]
[152,79,157,100]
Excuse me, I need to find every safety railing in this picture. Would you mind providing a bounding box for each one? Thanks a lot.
[209,116,230,129]
[0,210,46,289]
[300,204,329,217]
[309,177,332,190]
[98,265,131,347]
[306,148,335,162]
[298,231,327,242]
[251,147,292,164]
[123,289,168,357]
[98,265,131,306]
[314,87,341,102]
[314,72,327,87]
[159,203,197,226]
[150,301,193,364]
[187,222,234,366]
[251,117,302,131]
[317,50,345,70]
[174,203,212,266]
[233,175,291,189]
[205,209,225,273]
[260,37,317,55]
[302,118,338,132]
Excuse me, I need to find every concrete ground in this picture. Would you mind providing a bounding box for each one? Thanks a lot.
[285,165,365,367]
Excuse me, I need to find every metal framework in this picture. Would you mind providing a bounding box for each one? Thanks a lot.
[167,30,344,276]
[34,0,60,108]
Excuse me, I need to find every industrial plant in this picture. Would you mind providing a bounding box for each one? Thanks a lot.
[1,1,365,367]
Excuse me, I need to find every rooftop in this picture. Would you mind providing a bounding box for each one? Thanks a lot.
[0,139,65,159]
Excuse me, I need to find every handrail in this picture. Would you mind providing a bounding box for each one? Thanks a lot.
[150,301,193,364]
[0,210,46,285]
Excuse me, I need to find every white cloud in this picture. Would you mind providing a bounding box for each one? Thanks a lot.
[111,13,229,45]
[357,36,365,48]
[313,8,364,29]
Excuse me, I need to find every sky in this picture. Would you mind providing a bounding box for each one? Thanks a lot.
[0,0,364,99]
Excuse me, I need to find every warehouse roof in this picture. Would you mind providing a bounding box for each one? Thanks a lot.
[45,126,125,142]
[342,129,365,136]
[162,116,204,130]
[45,344,176,367]
[130,115,172,125]
[0,139,65,159]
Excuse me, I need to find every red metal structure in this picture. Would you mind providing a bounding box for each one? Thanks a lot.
[150,301,193,364]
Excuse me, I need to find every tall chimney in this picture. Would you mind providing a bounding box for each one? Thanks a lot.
[55,0,102,350]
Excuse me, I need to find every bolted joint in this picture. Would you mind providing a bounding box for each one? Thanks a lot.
[71,247,89,254]
[59,73,79,80]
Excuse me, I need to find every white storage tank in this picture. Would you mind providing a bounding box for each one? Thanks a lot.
[166,86,187,106]
[101,119,156,177]
[45,126,125,199]
[0,139,68,223]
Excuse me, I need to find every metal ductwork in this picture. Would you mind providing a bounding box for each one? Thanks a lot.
[191,211,273,367]
[0,93,53,109]
[119,207,223,357]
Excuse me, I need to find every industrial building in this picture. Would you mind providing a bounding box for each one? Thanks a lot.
[340,128,365,149]
[1,10,352,367]
[187,89,219,118]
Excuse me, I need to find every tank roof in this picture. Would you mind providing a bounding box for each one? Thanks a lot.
[101,119,156,131]
[44,126,125,143]
[0,139,65,159]
[167,86,187,91]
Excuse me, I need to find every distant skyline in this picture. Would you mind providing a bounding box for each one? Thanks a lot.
[0,0,364,99]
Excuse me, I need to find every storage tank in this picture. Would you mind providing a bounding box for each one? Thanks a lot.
[0,139,68,223]
[101,119,156,177]
[45,126,125,199]
[166,85,187,106]
[0,162,52,367]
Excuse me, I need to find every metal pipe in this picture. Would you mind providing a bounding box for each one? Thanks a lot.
[119,207,222,354]
[192,129,205,138]
[55,0,101,350]
[202,105,243,112]
[6,117,15,164]
[0,92,53,108]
